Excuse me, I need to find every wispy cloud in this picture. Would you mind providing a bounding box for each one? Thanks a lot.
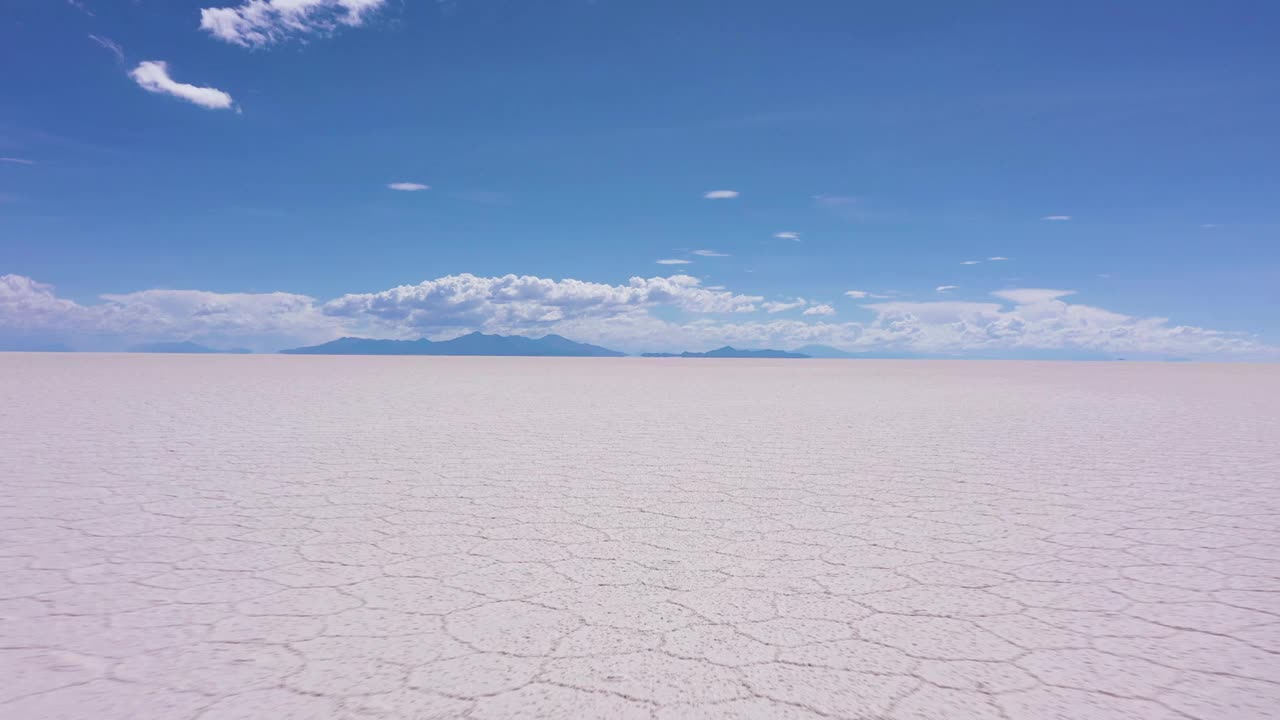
[387,182,430,192]
[130,61,235,110]
[762,299,807,313]
[960,260,981,265]
[703,190,739,199]
[656,259,692,265]
[936,285,958,293]
[691,250,729,257]
[0,157,35,165]
[200,0,389,48]
[1042,215,1072,221]
[773,231,800,241]
[844,289,889,300]
[88,34,124,64]
[67,0,94,16]
[988,256,1009,261]
[803,304,835,316]
[992,288,1075,305]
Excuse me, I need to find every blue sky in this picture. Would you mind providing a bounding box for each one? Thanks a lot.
[2,0,1278,357]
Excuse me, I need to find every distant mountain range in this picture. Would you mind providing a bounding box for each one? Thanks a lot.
[641,346,810,359]
[128,341,252,354]
[280,332,626,357]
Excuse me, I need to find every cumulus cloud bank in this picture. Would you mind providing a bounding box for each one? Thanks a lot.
[201,0,387,47]
[130,61,234,110]
[1,273,1274,359]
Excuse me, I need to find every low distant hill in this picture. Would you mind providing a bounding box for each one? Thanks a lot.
[281,332,626,357]
[642,346,810,359]
[128,341,251,354]
[0,339,73,352]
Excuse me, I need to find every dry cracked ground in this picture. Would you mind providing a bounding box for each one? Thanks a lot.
[2,354,1279,720]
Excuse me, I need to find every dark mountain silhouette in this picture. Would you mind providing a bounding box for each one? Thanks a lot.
[280,332,625,357]
[128,341,251,354]
[642,346,810,359]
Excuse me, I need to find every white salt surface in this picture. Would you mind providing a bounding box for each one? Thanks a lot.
[1,354,1278,719]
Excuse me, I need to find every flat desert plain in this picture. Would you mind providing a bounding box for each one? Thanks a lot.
[2,354,1278,720]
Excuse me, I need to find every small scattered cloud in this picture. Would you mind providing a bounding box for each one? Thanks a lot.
[773,231,800,241]
[703,190,739,199]
[1200,223,1219,229]
[0,157,35,165]
[762,299,807,313]
[387,182,430,192]
[130,61,235,110]
[1042,215,1072,221]
[89,34,124,64]
[992,288,1076,305]
[803,304,835,316]
[988,256,1008,261]
[1097,273,1112,279]
[844,289,889,300]
[936,285,958,293]
[200,0,389,48]
[656,259,692,265]
[960,260,981,265]
[67,0,94,16]
[691,250,729,257]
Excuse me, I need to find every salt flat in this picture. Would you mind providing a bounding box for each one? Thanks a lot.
[1,354,1278,719]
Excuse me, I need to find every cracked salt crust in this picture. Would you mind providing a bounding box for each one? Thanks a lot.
[1,355,1278,719]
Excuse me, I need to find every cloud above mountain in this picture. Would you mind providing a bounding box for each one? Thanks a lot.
[2,273,1274,359]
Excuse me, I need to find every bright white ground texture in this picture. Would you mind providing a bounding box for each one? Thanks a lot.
[1,355,1278,719]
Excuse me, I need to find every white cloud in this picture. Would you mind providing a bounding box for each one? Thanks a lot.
[992,288,1076,305]
[1042,215,1072,221]
[935,285,958,293]
[703,190,739,199]
[0,157,34,165]
[988,256,1008,261]
[761,299,807,314]
[961,260,981,265]
[4,274,1274,360]
[774,231,800,241]
[656,259,692,265]
[844,289,890,300]
[803,304,835,316]
[89,34,124,63]
[387,182,430,191]
[322,274,762,336]
[200,0,387,48]
[0,274,336,352]
[130,61,234,110]
[691,250,729,257]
